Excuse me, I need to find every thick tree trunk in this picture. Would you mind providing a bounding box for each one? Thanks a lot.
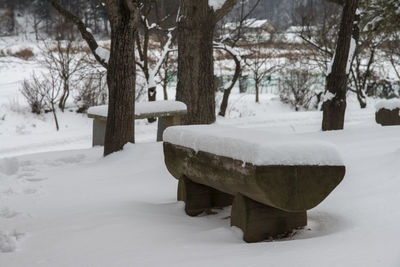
[322,0,359,131]
[176,1,216,125]
[47,0,139,156]
[177,0,236,125]
[104,16,137,156]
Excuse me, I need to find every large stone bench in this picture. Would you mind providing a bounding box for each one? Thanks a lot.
[87,101,187,146]
[163,125,346,243]
[375,99,400,126]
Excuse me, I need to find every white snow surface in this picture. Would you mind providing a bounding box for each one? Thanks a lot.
[323,91,336,103]
[2,37,400,267]
[163,125,343,166]
[87,100,187,117]
[375,98,400,111]
[208,0,226,10]
[95,46,110,63]
[346,37,357,74]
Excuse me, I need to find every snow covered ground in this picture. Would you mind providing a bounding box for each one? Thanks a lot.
[1,42,400,266]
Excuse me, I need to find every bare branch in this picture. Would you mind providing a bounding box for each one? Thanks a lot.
[46,0,108,68]
[214,0,237,22]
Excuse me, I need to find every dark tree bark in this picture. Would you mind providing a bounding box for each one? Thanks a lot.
[48,0,139,156]
[322,0,359,131]
[104,7,137,156]
[176,0,236,125]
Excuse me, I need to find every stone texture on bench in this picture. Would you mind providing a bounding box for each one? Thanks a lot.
[87,101,187,146]
[375,99,400,126]
[163,125,346,242]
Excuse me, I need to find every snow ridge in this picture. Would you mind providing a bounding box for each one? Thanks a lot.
[163,125,344,166]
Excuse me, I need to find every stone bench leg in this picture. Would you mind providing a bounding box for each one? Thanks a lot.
[231,194,307,243]
[157,115,182,142]
[92,119,106,147]
[178,177,233,216]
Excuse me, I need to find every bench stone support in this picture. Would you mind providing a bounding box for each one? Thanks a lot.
[231,194,307,243]
[92,119,107,147]
[91,115,183,147]
[375,108,400,126]
[178,177,233,216]
[157,115,182,142]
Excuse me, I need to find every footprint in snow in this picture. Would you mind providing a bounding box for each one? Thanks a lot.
[0,207,19,219]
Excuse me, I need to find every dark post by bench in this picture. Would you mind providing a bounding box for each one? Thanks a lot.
[87,101,187,146]
[162,125,346,243]
[375,99,400,126]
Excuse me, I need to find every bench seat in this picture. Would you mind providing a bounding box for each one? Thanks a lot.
[87,101,187,146]
[163,125,346,242]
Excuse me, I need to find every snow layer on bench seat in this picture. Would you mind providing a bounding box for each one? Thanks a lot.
[87,101,187,117]
[375,99,400,111]
[163,125,344,166]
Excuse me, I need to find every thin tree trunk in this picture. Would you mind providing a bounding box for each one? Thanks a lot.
[255,81,260,103]
[147,85,157,123]
[219,50,240,117]
[58,82,69,111]
[322,0,359,131]
[51,102,59,131]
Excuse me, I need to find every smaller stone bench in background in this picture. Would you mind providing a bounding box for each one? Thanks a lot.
[87,101,187,146]
[163,125,346,243]
[375,99,400,126]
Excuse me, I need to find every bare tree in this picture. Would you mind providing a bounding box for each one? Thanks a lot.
[47,0,139,156]
[243,42,277,103]
[41,37,88,112]
[322,0,360,131]
[215,0,261,116]
[176,0,237,125]
[135,1,176,122]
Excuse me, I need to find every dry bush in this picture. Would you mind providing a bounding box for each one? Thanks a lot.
[9,48,35,60]
[75,71,107,113]
[279,69,321,111]
[20,75,47,114]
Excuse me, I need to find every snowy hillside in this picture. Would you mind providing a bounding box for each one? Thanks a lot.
[1,36,400,266]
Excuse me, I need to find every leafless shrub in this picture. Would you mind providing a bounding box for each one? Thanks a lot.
[20,74,47,114]
[75,71,107,113]
[279,69,321,111]
[41,38,89,112]
[20,72,61,131]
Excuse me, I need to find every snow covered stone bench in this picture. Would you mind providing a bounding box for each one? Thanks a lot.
[87,101,187,146]
[163,125,346,243]
[375,99,400,126]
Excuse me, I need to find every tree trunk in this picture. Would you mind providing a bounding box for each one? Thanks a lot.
[176,0,236,125]
[322,0,359,131]
[51,102,59,131]
[255,81,260,103]
[103,10,137,156]
[46,0,139,156]
[219,49,240,117]
[147,85,157,123]
[58,82,69,112]
[176,1,216,125]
